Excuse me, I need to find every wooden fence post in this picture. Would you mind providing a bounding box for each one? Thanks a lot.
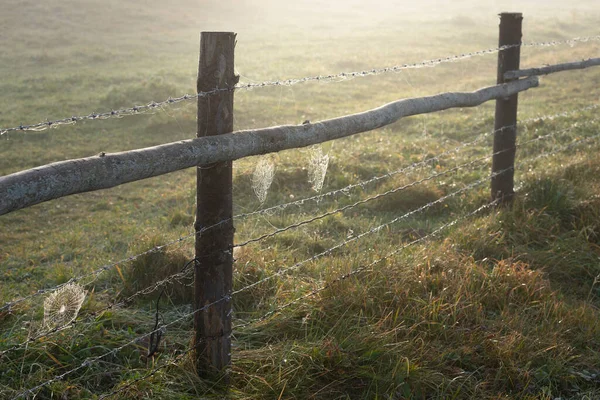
[194,32,237,379]
[491,12,523,204]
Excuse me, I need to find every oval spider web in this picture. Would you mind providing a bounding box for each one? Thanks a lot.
[43,283,87,330]
[252,157,276,204]
[308,145,329,192]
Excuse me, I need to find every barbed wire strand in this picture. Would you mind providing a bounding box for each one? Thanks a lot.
[231,119,594,249]
[0,265,194,359]
[76,135,600,399]
[3,114,596,365]
[11,129,600,400]
[2,35,598,136]
[1,103,596,314]
[13,167,504,399]
[96,197,502,399]
[0,119,578,358]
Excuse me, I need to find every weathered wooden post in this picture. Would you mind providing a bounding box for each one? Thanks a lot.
[491,12,522,204]
[194,32,237,379]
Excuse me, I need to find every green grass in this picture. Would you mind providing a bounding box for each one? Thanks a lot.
[2,0,600,398]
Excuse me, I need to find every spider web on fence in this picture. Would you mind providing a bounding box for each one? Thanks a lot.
[308,145,329,192]
[251,157,276,203]
[43,283,86,330]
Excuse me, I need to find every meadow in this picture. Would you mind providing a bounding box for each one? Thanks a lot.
[1,0,600,398]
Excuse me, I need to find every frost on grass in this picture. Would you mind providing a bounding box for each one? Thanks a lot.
[252,157,275,204]
[43,283,86,330]
[308,145,329,192]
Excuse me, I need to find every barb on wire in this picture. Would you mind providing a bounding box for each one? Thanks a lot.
[2,102,596,316]
[13,129,600,400]
[2,34,598,136]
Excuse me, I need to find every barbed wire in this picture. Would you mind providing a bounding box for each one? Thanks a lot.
[231,118,594,249]
[8,156,504,399]
[11,128,600,399]
[0,263,194,359]
[92,122,600,397]
[1,103,596,315]
[1,113,595,369]
[11,166,496,399]
[79,124,600,398]
[0,137,521,359]
[0,121,536,357]
[1,142,489,357]
[2,34,598,136]
[96,197,502,400]
[230,123,600,327]
[0,127,496,314]
[522,35,600,48]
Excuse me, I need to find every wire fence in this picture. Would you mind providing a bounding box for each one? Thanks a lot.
[1,34,598,136]
[0,113,584,360]
[1,19,600,399]
[1,102,596,316]
[0,111,597,376]
[7,125,600,399]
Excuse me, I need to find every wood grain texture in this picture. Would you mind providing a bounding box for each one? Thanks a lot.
[194,31,236,378]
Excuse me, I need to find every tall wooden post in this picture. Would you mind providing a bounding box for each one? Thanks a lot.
[491,12,522,204]
[194,32,237,379]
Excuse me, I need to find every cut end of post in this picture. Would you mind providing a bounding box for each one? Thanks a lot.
[498,12,523,18]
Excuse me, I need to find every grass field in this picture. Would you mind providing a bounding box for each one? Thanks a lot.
[1,0,600,399]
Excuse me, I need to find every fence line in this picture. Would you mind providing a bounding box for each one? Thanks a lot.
[0,102,595,316]
[97,197,503,400]
[11,164,516,399]
[0,121,516,356]
[8,104,600,400]
[14,126,600,398]
[2,118,593,368]
[0,77,539,216]
[1,34,597,137]
[104,130,600,399]
[3,15,600,395]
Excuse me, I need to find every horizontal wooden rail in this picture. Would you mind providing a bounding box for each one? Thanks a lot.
[0,77,538,216]
[504,57,600,79]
